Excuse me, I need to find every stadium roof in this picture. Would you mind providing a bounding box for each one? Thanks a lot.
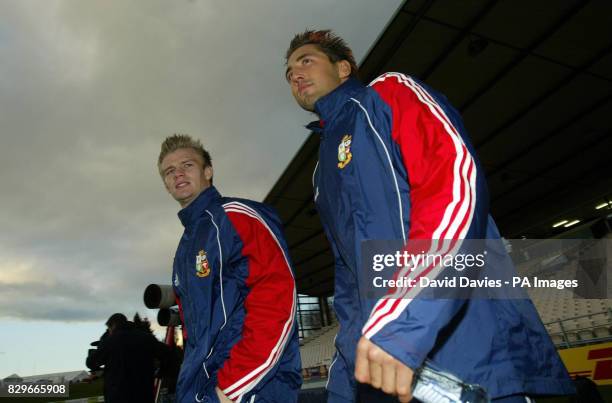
[265,0,612,297]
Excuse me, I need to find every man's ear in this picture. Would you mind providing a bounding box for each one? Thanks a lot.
[204,166,213,182]
[337,60,352,80]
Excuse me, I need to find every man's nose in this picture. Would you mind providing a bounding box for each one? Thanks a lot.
[291,70,305,85]
[173,167,186,178]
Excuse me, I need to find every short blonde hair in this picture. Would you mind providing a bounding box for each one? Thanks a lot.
[158,134,212,176]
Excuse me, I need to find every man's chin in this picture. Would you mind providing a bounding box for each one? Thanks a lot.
[175,193,194,207]
[293,94,316,112]
[179,198,194,208]
[298,99,316,112]
[300,103,315,112]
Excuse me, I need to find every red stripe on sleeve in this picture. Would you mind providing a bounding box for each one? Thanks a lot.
[216,207,295,399]
[372,75,459,241]
[362,73,476,337]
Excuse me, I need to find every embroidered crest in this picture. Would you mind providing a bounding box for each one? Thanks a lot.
[337,134,352,169]
[195,250,211,278]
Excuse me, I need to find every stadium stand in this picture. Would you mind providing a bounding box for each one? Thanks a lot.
[300,323,338,371]
[298,291,612,381]
[537,301,612,348]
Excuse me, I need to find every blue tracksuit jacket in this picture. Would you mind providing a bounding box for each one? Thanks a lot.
[172,186,301,402]
[308,74,574,401]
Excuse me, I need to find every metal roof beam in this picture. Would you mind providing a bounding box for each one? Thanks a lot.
[296,263,334,282]
[399,12,612,84]
[363,0,436,82]
[460,0,590,114]
[497,158,612,230]
[491,129,611,204]
[475,40,612,149]
[420,0,499,80]
[264,134,318,204]
[487,93,612,178]
[289,229,325,250]
[294,247,332,267]
[300,276,335,294]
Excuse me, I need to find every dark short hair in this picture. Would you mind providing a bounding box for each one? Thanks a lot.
[286,29,358,78]
[105,313,128,328]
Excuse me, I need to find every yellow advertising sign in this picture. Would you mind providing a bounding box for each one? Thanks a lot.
[558,342,612,385]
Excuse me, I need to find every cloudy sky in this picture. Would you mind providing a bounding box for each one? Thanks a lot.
[0,0,402,378]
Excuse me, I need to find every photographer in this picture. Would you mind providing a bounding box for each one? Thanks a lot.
[86,313,171,403]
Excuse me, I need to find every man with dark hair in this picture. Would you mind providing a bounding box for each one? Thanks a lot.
[285,30,574,402]
[158,134,301,402]
[286,30,359,80]
[86,313,170,403]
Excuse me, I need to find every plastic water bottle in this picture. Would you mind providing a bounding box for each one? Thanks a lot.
[412,360,490,403]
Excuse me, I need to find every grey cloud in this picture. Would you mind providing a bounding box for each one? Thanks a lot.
[0,0,403,323]
[0,279,105,321]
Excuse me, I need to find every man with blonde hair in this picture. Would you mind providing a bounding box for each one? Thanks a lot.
[158,134,301,402]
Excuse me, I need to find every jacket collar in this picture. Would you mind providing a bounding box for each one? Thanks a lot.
[307,77,364,130]
[178,186,221,228]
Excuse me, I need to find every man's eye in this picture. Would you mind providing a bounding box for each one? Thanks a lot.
[165,169,174,177]
[303,58,311,65]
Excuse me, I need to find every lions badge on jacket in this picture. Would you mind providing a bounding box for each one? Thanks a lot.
[195,250,211,278]
[337,134,352,169]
